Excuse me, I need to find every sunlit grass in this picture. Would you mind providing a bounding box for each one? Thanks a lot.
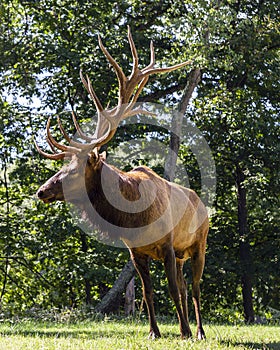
[0,318,279,349]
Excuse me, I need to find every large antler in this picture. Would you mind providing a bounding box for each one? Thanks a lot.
[35,26,190,159]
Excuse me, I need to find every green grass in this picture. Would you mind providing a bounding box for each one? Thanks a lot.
[0,318,279,350]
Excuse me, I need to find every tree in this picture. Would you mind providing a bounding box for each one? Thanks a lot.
[189,0,280,321]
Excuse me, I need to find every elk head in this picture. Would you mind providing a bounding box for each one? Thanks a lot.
[35,27,190,204]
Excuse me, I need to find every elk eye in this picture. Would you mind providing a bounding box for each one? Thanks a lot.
[69,169,78,175]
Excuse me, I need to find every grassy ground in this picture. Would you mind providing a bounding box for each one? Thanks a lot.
[0,317,279,350]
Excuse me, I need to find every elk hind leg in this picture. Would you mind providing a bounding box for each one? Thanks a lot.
[176,260,192,337]
[164,247,192,338]
[191,245,206,340]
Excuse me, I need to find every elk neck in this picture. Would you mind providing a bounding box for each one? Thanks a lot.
[82,160,142,233]
[80,159,170,239]
[85,159,141,204]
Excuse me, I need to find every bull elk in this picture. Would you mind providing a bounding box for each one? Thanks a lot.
[35,27,208,340]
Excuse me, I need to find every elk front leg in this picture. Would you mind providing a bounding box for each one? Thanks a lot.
[191,246,206,340]
[131,252,161,339]
[164,247,192,338]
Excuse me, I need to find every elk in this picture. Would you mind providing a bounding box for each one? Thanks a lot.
[35,27,209,340]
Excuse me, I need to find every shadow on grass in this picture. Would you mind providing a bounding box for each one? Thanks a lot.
[1,327,279,349]
[220,339,280,349]
[0,321,172,339]
[0,328,136,339]
[0,327,188,341]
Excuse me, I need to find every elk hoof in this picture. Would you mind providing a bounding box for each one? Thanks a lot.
[148,330,161,340]
[197,330,206,340]
[181,330,192,339]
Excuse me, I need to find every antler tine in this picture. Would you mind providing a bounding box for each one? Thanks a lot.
[72,117,115,153]
[142,40,156,72]
[71,111,94,142]
[46,117,82,154]
[98,33,127,92]
[119,76,149,120]
[57,116,71,143]
[60,113,102,149]
[122,106,156,120]
[127,25,139,77]
[86,76,115,136]
[46,136,58,153]
[149,41,156,67]
[131,76,149,104]
[34,139,67,160]
[79,71,113,140]
[141,36,191,76]
[36,115,108,158]
[34,117,76,160]
[71,110,112,152]
[141,60,191,77]
[80,71,104,113]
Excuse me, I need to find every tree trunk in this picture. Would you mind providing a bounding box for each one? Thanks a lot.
[80,231,92,305]
[0,155,10,306]
[164,68,201,181]
[95,260,135,314]
[124,276,135,316]
[236,164,255,323]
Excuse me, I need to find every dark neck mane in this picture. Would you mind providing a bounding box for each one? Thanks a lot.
[78,161,169,242]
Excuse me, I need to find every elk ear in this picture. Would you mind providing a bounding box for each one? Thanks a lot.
[88,149,99,165]
[88,149,106,166]
[99,151,106,161]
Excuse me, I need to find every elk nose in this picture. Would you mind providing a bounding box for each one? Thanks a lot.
[37,189,45,199]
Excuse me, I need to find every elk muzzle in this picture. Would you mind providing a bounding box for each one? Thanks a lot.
[36,173,65,203]
[37,186,64,203]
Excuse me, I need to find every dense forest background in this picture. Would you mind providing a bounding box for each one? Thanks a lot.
[0,0,279,323]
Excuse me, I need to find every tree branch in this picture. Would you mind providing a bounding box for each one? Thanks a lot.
[164,68,201,181]
[138,82,186,102]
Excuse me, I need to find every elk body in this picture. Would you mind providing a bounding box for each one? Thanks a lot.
[36,28,208,340]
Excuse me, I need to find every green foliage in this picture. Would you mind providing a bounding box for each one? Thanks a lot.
[0,0,279,322]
